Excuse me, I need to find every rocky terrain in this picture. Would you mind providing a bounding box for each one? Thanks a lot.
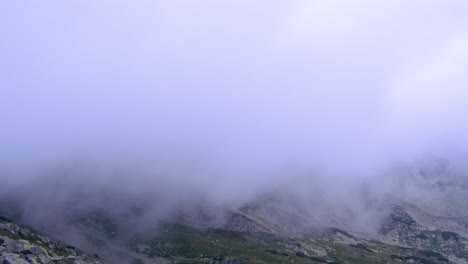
[0,216,105,264]
[2,160,468,263]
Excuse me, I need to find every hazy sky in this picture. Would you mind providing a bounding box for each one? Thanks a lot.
[1,0,468,182]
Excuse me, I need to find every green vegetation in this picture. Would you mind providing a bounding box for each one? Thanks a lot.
[127,224,452,264]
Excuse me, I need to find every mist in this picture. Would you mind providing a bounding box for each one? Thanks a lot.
[1,0,468,241]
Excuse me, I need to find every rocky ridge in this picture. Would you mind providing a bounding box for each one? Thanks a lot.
[0,216,105,264]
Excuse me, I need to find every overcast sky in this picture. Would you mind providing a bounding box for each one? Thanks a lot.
[1,1,468,184]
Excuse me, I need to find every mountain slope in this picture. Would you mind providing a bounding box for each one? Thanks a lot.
[0,216,106,264]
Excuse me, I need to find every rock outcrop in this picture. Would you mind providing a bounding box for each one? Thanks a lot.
[0,216,105,264]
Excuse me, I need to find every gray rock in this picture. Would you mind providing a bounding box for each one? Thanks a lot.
[37,255,52,264]
[2,253,29,264]
[1,239,23,254]
[0,217,106,264]
[30,246,44,256]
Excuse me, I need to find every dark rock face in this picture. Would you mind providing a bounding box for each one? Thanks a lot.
[378,204,468,260]
[380,205,418,236]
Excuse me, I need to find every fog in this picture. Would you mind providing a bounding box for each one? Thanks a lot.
[1,0,468,239]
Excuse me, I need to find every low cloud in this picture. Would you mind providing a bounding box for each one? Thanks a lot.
[0,0,467,240]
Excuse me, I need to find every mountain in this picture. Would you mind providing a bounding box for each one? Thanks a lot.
[2,160,468,264]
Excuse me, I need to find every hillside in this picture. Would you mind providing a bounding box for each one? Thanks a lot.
[2,162,468,263]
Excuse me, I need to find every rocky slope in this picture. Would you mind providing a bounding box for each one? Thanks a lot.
[0,216,105,264]
[2,194,468,264]
[2,160,468,263]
